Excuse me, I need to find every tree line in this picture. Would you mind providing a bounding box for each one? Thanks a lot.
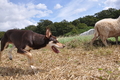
[0,8,120,38]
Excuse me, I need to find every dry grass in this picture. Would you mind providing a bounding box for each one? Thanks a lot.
[0,36,120,80]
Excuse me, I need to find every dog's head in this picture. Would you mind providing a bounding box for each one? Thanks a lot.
[46,28,65,53]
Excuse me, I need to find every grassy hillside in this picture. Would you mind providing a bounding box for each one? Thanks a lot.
[0,35,120,80]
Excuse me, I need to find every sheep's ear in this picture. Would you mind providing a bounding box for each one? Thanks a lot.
[46,28,52,38]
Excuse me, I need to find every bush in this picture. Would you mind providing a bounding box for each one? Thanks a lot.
[0,32,5,38]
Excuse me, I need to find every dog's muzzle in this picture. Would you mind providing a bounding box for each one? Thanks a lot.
[49,41,65,53]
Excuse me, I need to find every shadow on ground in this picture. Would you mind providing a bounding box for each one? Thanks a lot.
[83,39,120,51]
[0,66,47,77]
[92,39,120,47]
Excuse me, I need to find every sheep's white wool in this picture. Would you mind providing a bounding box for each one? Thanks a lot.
[91,16,120,46]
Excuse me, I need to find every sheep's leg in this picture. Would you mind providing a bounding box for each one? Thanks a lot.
[101,36,108,46]
[90,28,100,46]
[115,36,118,45]
[90,35,99,46]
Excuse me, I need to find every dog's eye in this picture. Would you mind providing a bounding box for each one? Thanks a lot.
[50,37,59,43]
[53,41,57,43]
[53,40,59,43]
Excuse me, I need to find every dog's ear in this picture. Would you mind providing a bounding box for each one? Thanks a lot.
[46,28,52,38]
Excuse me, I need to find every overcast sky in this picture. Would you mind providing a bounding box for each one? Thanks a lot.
[0,0,120,31]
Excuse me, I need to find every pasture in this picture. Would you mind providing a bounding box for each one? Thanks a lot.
[0,35,120,80]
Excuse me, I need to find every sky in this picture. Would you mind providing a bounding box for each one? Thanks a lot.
[0,0,120,31]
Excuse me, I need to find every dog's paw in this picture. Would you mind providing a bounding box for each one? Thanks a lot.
[118,67,120,71]
[30,65,37,69]
[30,65,39,74]
[9,57,12,60]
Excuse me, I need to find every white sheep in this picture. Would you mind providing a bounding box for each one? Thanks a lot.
[91,16,120,46]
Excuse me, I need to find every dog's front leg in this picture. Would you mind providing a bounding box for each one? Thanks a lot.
[8,45,15,60]
[24,52,36,69]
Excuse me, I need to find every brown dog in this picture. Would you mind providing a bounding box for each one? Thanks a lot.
[0,28,65,69]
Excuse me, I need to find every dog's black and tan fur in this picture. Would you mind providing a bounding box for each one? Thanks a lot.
[0,28,65,69]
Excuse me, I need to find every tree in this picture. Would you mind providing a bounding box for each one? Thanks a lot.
[0,31,5,38]
[36,19,53,34]
[21,8,120,36]
[78,15,98,26]
[65,26,78,36]
[77,23,88,29]
[47,24,57,36]
[71,20,80,26]
[24,25,36,31]
[95,8,120,19]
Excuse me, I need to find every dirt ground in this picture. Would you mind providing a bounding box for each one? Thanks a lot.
[0,45,120,80]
